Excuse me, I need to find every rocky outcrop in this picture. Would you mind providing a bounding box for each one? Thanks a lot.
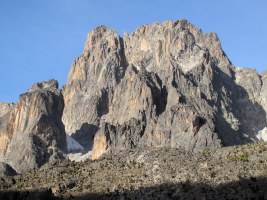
[260,70,267,115]
[0,80,66,173]
[0,103,14,118]
[0,103,15,156]
[61,19,267,159]
[62,25,126,150]
[0,162,16,176]
[1,142,266,199]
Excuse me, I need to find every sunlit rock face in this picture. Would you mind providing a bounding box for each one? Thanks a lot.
[0,103,14,155]
[62,25,126,150]
[60,19,267,159]
[0,103,14,118]
[0,80,66,173]
[1,20,266,164]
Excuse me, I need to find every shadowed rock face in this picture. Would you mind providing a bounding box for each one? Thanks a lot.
[0,80,66,173]
[60,19,267,159]
[0,162,16,176]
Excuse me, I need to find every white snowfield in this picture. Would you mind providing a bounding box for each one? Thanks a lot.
[66,134,93,162]
[67,151,92,162]
[257,127,267,141]
[66,134,84,152]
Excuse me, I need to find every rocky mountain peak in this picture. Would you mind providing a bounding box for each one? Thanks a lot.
[1,20,266,171]
[84,25,120,52]
[60,20,267,159]
[66,25,125,89]
[28,79,59,92]
[124,19,231,76]
[0,79,66,173]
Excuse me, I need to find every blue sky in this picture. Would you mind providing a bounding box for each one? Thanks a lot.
[0,0,266,103]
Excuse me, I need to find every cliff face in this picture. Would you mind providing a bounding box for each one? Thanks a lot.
[0,80,66,173]
[0,103,14,118]
[61,19,267,159]
[0,103,14,155]
[62,25,126,150]
[0,19,266,166]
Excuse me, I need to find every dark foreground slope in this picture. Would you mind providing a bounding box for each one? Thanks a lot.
[1,141,266,199]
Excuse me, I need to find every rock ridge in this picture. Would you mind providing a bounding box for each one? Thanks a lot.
[60,19,267,159]
[0,19,266,168]
[0,80,66,173]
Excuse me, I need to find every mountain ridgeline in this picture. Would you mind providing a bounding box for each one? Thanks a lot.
[0,19,267,173]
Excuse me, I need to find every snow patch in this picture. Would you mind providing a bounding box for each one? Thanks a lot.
[66,134,84,152]
[243,133,256,142]
[67,151,92,162]
[66,134,92,162]
[257,127,267,141]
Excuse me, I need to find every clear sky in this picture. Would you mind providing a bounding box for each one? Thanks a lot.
[0,0,266,103]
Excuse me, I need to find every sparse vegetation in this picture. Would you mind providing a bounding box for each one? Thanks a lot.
[0,142,266,199]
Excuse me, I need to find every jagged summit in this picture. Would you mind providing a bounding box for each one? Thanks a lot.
[28,79,59,91]
[0,20,266,172]
[83,19,231,75]
[62,19,267,159]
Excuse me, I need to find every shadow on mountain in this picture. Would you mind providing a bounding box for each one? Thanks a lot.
[1,176,266,200]
[72,123,99,151]
[211,66,267,146]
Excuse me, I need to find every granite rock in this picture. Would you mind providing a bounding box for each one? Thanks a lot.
[61,20,267,159]
[0,162,16,176]
[0,80,66,173]
[1,20,266,163]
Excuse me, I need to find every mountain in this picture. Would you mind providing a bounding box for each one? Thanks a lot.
[62,19,267,159]
[0,80,66,173]
[0,19,266,173]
